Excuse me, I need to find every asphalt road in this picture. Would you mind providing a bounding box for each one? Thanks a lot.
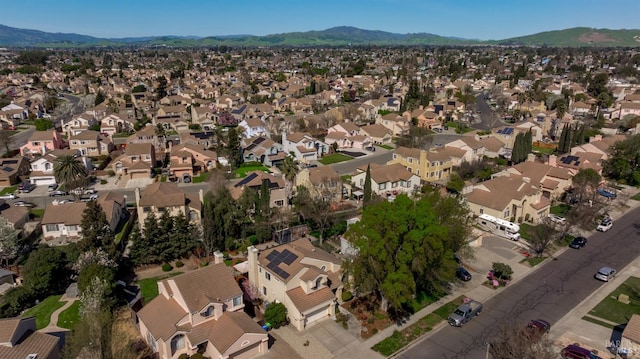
[472,94,501,131]
[330,149,394,175]
[8,126,35,151]
[398,206,640,359]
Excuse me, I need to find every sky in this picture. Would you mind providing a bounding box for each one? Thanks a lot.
[2,0,639,40]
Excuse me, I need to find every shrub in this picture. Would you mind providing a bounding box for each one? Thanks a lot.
[162,263,173,272]
[341,290,353,302]
[178,354,189,359]
[491,262,513,280]
[100,179,107,185]
[264,302,287,329]
[175,260,184,268]
[189,354,204,359]
[107,170,115,177]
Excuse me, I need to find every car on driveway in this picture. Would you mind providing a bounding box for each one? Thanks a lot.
[561,344,603,358]
[18,182,35,193]
[47,183,58,192]
[569,236,587,249]
[597,218,613,232]
[595,267,616,282]
[455,267,472,281]
[597,189,617,199]
[0,193,17,200]
[70,188,97,195]
[547,214,566,224]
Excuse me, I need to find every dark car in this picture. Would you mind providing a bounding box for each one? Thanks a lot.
[525,319,550,340]
[569,236,587,249]
[455,267,472,281]
[561,344,602,359]
[18,182,35,193]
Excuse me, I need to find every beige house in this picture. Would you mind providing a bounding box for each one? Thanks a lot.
[137,264,268,359]
[0,316,60,359]
[377,113,410,137]
[295,166,342,202]
[230,171,287,209]
[359,124,392,145]
[112,143,156,179]
[444,137,486,163]
[247,239,343,331]
[465,174,551,223]
[501,158,573,200]
[351,163,420,198]
[135,182,203,230]
[281,132,329,163]
[69,130,113,157]
[388,146,454,183]
[0,157,30,186]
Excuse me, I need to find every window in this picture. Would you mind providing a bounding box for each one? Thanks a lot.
[359,178,364,186]
[407,181,411,187]
[392,181,398,188]
[233,296,242,307]
[430,172,435,177]
[431,161,435,167]
[504,208,510,218]
[378,183,386,190]
[147,333,158,352]
[170,334,186,354]
[408,158,413,163]
[45,224,58,232]
[67,225,77,232]
[417,169,420,175]
[480,208,484,214]
[32,141,40,146]
[189,210,199,221]
[312,277,322,290]
[142,207,150,213]
[265,272,271,280]
[392,154,397,160]
[201,306,214,317]
[274,200,284,207]
[262,286,267,295]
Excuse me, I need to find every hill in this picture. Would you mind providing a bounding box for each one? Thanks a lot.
[0,24,639,47]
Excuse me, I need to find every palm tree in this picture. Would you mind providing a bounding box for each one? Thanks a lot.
[54,154,87,192]
[279,155,299,201]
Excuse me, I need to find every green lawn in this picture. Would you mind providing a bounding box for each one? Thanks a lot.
[632,193,640,201]
[589,276,640,325]
[0,186,17,195]
[29,208,45,218]
[582,315,615,329]
[518,223,535,240]
[376,144,394,150]
[550,204,571,216]
[192,173,208,183]
[319,154,352,165]
[136,272,183,304]
[22,295,64,329]
[234,165,270,178]
[522,256,546,267]
[57,300,80,329]
[372,296,464,356]
[533,146,556,155]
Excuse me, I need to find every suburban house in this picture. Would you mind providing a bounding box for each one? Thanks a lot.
[0,157,30,186]
[101,113,135,137]
[295,166,342,202]
[570,101,592,115]
[350,163,420,198]
[281,132,329,164]
[135,182,203,230]
[247,238,343,331]
[20,130,65,157]
[62,111,98,137]
[478,135,509,158]
[549,153,603,175]
[500,157,573,200]
[69,130,113,157]
[112,143,156,179]
[29,149,91,186]
[444,137,486,163]
[238,117,269,138]
[388,146,454,183]
[126,126,162,150]
[569,134,626,162]
[0,316,60,359]
[242,136,286,167]
[358,124,392,145]
[136,263,268,359]
[96,191,127,232]
[464,174,551,223]
[0,204,29,233]
[168,143,217,182]
[230,171,287,209]
[377,113,410,137]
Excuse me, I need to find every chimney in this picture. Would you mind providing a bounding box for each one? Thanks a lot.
[527,153,536,162]
[548,154,557,167]
[213,251,224,265]
[523,177,530,183]
[247,246,259,287]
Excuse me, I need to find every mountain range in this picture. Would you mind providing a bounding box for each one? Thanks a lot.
[1,24,639,48]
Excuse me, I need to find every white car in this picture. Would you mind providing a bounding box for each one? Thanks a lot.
[597,218,613,232]
[0,193,17,200]
[547,214,566,224]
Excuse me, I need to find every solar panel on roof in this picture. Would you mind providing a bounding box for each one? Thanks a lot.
[277,269,290,279]
[235,172,258,187]
[282,251,298,265]
[505,128,514,135]
[266,250,280,262]
[2,167,13,172]
[267,262,279,271]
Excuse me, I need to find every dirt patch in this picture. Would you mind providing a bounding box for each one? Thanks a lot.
[342,294,394,339]
[579,32,617,44]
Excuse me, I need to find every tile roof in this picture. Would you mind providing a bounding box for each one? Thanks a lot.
[465,175,539,211]
[41,202,86,225]
[286,286,334,313]
[70,130,101,141]
[0,317,59,359]
[623,314,640,344]
[369,163,415,184]
[193,311,264,354]
[138,182,199,209]
[307,166,340,186]
[394,146,421,159]
[137,294,187,340]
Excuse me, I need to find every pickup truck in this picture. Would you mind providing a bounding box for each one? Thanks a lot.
[448,299,483,327]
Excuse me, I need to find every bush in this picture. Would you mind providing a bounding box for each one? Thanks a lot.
[100,179,107,185]
[175,260,184,268]
[107,170,115,177]
[492,262,513,280]
[341,290,353,302]
[264,302,287,329]
[189,354,204,359]
[178,354,189,359]
[162,263,173,272]
[0,286,36,317]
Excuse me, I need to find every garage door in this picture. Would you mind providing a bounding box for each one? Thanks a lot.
[130,172,149,179]
[229,342,260,359]
[305,307,328,328]
[32,177,56,185]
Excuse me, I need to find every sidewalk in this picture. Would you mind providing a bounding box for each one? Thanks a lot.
[40,294,77,334]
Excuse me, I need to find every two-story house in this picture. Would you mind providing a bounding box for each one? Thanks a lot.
[20,130,65,157]
[137,264,268,359]
[242,136,286,167]
[135,182,203,230]
[69,130,113,157]
[502,158,573,200]
[0,156,30,186]
[324,122,372,150]
[247,238,343,331]
[281,132,328,164]
[444,137,486,164]
[62,111,98,137]
[358,124,392,145]
[29,149,90,186]
[294,166,342,203]
[112,143,156,179]
[238,117,269,139]
[388,146,454,183]
[377,113,410,137]
[351,163,420,198]
[0,316,60,359]
[101,113,135,137]
[230,171,287,209]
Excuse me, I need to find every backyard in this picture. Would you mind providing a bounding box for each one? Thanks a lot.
[22,295,65,329]
[136,272,183,304]
[233,164,270,178]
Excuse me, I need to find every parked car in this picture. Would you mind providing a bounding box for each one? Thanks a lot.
[448,299,482,327]
[70,188,97,195]
[49,190,68,197]
[80,194,99,202]
[597,189,617,199]
[47,183,58,192]
[525,319,550,340]
[0,193,17,200]
[595,267,616,282]
[18,182,35,193]
[547,214,566,224]
[597,218,613,232]
[561,344,603,358]
[455,267,472,281]
[12,200,35,208]
[569,236,588,249]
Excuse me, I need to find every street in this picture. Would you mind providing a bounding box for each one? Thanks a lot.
[398,206,640,359]
[472,93,501,131]
[330,149,394,175]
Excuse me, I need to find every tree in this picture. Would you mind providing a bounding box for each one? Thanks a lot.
[22,245,70,297]
[558,124,569,154]
[132,84,146,93]
[345,191,471,315]
[77,262,115,297]
[603,134,640,186]
[293,185,334,245]
[264,302,287,328]
[34,118,54,131]
[80,201,115,255]
[489,322,557,359]
[53,154,88,192]
[446,173,465,194]
[0,216,18,268]
[491,262,513,280]
[512,132,526,164]
[94,90,105,106]
[571,168,602,203]
[527,219,559,257]
[363,164,372,205]
[0,130,13,156]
